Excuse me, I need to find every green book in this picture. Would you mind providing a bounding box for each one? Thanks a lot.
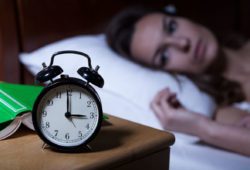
[0,82,42,140]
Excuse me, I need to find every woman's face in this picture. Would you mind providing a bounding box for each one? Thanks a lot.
[130,13,219,74]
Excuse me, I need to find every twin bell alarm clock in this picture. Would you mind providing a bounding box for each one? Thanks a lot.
[32,50,104,152]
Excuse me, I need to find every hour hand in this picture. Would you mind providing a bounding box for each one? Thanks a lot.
[70,114,88,119]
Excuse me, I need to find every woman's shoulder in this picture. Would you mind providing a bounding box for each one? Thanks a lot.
[241,40,250,52]
[236,40,250,59]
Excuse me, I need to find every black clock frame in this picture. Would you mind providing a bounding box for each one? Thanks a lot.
[32,77,103,152]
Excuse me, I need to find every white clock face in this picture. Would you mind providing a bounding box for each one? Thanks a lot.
[36,84,100,147]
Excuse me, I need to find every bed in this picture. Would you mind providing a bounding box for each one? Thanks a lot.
[0,0,250,170]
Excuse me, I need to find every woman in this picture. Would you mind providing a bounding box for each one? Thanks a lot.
[106,7,250,156]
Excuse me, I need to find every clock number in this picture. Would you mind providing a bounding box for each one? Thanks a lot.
[65,133,70,140]
[86,123,90,130]
[56,92,61,98]
[78,131,83,137]
[45,122,50,128]
[87,101,92,107]
[79,92,82,99]
[47,99,53,106]
[90,112,95,119]
[42,110,47,117]
[54,130,59,137]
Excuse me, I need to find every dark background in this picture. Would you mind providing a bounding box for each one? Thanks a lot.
[0,0,249,83]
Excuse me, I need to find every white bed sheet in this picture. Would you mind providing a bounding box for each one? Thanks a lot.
[19,34,250,170]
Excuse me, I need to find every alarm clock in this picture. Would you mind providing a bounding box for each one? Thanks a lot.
[32,50,104,152]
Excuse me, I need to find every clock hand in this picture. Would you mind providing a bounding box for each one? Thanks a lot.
[65,112,77,127]
[70,114,88,119]
[65,90,76,127]
[66,90,70,114]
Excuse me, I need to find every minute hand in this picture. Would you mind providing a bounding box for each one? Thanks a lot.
[66,90,70,113]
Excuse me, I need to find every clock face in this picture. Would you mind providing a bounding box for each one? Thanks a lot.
[34,84,101,148]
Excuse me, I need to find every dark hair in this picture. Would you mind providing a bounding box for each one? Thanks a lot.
[106,6,166,57]
[105,6,245,106]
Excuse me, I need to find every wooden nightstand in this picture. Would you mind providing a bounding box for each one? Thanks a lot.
[0,115,175,170]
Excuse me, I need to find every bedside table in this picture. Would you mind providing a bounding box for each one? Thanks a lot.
[0,115,175,170]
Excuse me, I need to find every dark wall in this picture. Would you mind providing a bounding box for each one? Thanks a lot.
[168,0,250,38]
[0,0,20,83]
[16,0,166,52]
[239,0,250,37]
[11,0,250,53]
[0,0,249,83]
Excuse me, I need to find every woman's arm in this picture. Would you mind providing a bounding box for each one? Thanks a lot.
[151,88,250,156]
[199,117,250,156]
[215,106,250,126]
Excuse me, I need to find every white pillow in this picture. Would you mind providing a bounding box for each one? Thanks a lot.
[19,34,216,118]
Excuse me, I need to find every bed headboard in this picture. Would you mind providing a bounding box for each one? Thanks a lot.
[0,0,249,84]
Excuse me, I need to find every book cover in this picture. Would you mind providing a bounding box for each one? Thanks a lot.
[0,82,42,139]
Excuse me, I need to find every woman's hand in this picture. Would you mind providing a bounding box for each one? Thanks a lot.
[150,88,205,135]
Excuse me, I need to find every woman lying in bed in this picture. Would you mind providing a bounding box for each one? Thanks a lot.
[106,7,250,156]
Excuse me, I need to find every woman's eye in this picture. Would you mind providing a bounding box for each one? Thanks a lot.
[167,19,177,34]
[159,49,169,67]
